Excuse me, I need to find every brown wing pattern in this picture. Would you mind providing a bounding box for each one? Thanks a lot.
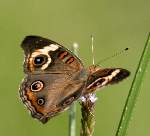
[83,65,130,95]
[19,36,88,123]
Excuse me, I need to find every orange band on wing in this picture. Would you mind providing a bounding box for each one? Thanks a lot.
[65,57,75,64]
[25,89,45,115]
[59,51,68,59]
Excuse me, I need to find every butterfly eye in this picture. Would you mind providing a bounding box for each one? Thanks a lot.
[37,98,45,106]
[33,55,47,66]
[31,81,44,92]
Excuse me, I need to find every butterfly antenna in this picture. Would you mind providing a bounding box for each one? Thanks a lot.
[95,47,129,66]
[91,35,95,65]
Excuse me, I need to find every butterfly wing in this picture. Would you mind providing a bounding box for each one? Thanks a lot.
[21,35,84,74]
[83,65,130,95]
[19,36,88,123]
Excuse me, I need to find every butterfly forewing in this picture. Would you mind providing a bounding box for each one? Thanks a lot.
[83,65,130,95]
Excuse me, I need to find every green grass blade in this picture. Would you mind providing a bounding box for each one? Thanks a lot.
[68,43,79,136]
[69,103,76,136]
[115,33,150,136]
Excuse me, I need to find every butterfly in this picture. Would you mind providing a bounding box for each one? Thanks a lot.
[19,36,130,123]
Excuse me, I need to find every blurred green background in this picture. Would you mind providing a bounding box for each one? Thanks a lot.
[0,0,150,136]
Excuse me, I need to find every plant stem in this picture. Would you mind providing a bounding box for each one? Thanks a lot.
[80,35,96,136]
[69,103,76,136]
[115,33,150,136]
[80,95,96,136]
[68,43,79,136]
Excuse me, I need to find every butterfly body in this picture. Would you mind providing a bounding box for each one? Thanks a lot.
[19,36,130,123]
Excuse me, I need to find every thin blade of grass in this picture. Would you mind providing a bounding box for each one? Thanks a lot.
[115,33,150,136]
[68,43,79,136]
[69,103,76,136]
